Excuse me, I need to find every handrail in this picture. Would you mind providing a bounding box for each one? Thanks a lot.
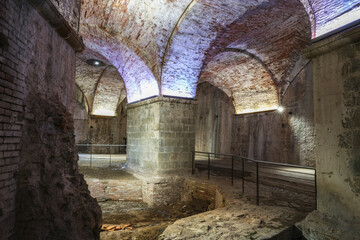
[192,150,317,208]
[194,151,315,170]
[76,144,126,147]
[76,144,126,168]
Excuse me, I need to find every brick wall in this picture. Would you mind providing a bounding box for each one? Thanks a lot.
[86,177,143,202]
[181,178,228,210]
[0,1,27,237]
[0,0,101,239]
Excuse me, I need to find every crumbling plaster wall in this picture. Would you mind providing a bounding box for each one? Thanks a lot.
[196,64,315,166]
[0,0,101,239]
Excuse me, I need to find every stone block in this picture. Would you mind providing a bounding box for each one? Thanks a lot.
[127,97,195,175]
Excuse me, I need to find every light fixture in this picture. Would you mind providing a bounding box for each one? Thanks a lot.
[277,106,284,113]
[86,59,105,67]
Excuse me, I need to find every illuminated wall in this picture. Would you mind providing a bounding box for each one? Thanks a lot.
[301,0,360,39]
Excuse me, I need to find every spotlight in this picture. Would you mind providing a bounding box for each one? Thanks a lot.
[277,106,284,113]
[86,59,105,67]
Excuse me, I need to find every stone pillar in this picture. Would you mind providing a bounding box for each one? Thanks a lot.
[297,26,360,239]
[126,96,195,205]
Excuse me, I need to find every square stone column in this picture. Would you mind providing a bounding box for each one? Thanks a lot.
[126,97,196,205]
[297,26,360,239]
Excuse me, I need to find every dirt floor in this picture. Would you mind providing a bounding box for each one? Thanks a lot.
[99,199,210,240]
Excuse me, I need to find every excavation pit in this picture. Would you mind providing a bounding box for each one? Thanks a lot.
[80,166,214,239]
[99,199,211,240]
[80,165,313,239]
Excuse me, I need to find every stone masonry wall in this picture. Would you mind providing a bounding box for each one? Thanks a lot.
[0,0,101,239]
[299,26,360,240]
[127,96,195,175]
[126,96,195,206]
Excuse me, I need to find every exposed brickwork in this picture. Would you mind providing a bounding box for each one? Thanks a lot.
[92,66,126,116]
[86,177,142,201]
[162,0,268,98]
[139,175,185,206]
[75,53,109,109]
[80,0,190,81]
[199,0,311,110]
[0,0,28,237]
[200,52,278,114]
[75,49,127,116]
[182,179,218,208]
[0,0,101,238]
[79,24,159,103]
[50,0,82,31]
[75,0,358,113]
[309,0,360,37]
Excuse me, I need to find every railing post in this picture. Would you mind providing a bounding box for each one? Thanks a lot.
[109,145,112,168]
[231,156,234,186]
[315,168,317,210]
[192,151,194,174]
[208,153,211,180]
[256,162,259,206]
[242,157,245,193]
[90,144,92,168]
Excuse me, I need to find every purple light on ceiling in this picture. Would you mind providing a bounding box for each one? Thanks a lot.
[83,35,159,103]
[314,0,360,38]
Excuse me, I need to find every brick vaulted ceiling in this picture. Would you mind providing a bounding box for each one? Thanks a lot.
[74,0,360,115]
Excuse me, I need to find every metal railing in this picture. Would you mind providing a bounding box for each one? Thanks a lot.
[76,144,127,168]
[192,151,316,208]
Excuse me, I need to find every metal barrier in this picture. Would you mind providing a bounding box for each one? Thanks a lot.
[76,144,126,168]
[192,151,316,208]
